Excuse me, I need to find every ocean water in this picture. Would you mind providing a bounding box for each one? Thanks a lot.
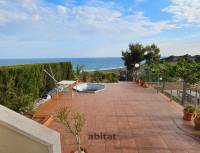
[0,57,124,71]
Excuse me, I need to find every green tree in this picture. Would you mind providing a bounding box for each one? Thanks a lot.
[122,43,145,70]
[159,62,174,93]
[175,58,200,105]
[144,44,161,65]
[150,62,174,92]
[56,107,85,153]
[144,44,161,81]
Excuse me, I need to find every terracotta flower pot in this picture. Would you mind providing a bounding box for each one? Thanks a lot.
[70,147,87,153]
[183,111,195,121]
[140,81,144,87]
[143,84,148,88]
[136,80,139,84]
[194,117,200,130]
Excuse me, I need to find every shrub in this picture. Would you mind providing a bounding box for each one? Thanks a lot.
[105,73,118,83]
[56,107,85,153]
[195,108,200,118]
[91,71,105,82]
[184,105,196,113]
[91,71,118,83]
[0,62,73,114]
[81,71,89,82]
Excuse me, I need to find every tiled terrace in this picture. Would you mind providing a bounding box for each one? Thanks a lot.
[35,82,200,153]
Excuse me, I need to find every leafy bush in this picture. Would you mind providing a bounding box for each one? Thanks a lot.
[91,71,105,82]
[91,71,118,83]
[196,108,200,118]
[184,105,196,113]
[105,73,118,83]
[0,62,73,114]
[81,71,89,82]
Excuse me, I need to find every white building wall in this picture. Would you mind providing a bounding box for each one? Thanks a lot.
[0,105,61,153]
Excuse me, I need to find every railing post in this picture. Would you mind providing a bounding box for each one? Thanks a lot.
[170,90,173,102]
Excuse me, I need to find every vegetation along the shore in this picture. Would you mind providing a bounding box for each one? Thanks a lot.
[74,64,119,83]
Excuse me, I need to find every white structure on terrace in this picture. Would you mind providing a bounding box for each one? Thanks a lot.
[0,105,61,153]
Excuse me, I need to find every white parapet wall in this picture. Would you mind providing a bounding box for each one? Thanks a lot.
[0,105,61,153]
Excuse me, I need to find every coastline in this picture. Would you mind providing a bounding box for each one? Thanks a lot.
[86,67,126,74]
[85,66,125,72]
[0,58,124,72]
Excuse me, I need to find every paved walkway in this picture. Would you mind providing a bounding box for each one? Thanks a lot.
[35,82,200,153]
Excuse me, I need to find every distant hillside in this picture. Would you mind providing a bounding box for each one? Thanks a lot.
[162,54,200,63]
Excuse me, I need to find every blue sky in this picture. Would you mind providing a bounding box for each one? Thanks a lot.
[0,0,200,58]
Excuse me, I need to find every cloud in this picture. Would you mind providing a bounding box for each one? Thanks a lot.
[0,0,43,25]
[0,0,176,42]
[158,38,200,56]
[3,0,197,58]
[57,5,69,14]
[163,0,200,24]
[0,9,28,25]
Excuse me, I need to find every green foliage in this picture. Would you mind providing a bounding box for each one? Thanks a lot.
[74,64,85,78]
[184,105,196,113]
[195,108,200,118]
[0,62,73,114]
[91,71,105,82]
[144,44,161,65]
[81,71,89,82]
[91,71,118,83]
[157,62,175,79]
[145,61,175,82]
[122,43,161,71]
[175,58,200,84]
[105,73,118,83]
[56,107,85,136]
[122,43,145,70]
[174,58,200,104]
[56,107,85,152]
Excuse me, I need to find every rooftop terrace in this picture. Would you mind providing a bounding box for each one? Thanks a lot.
[35,82,200,153]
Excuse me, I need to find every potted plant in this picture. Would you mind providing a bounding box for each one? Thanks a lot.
[140,79,145,87]
[194,108,200,130]
[135,79,139,84]
[143,83,148,88]
[183,105,196,121]
[56,107,86,153]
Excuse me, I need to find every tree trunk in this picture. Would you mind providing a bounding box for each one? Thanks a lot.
[135,70,138,81]
[148,69,151,82]
[75,135,81,153]
[182,80,187,105]
[132,69,134,81]
[161,79,165,93]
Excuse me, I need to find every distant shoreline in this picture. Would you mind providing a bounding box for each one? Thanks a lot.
[85,66,126,72]
[87,67,126,74]
[0,58,124,72]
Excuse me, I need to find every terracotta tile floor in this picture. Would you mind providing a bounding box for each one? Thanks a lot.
[35,82,200,153]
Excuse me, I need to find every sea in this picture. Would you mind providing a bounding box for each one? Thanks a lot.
[0,57,124,71]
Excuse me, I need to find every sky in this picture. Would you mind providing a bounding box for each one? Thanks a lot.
[0,0,200,58]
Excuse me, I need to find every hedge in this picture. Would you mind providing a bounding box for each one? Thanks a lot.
[0,62,73,114]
